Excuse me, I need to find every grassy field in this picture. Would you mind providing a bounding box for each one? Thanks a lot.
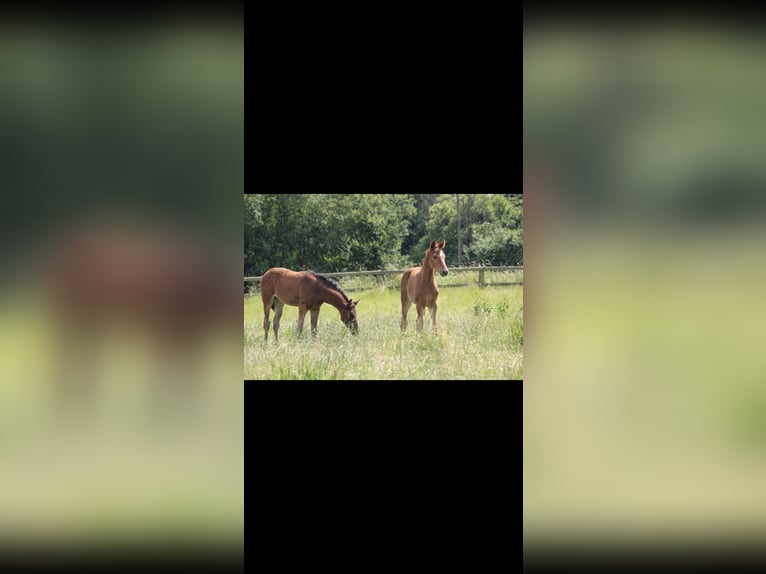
[523,229,766,544]
[244,284,523,380]
[0,288,244,544]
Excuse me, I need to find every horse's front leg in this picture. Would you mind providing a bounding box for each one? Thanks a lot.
[430,302,438,333]
[309,307,320,337]
[297,304,309,336]
[262,301,271,342]
[415,303,426,333]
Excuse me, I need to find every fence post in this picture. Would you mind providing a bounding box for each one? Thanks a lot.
[479,269,485,288]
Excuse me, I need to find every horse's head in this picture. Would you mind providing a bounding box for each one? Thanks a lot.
[427,239,449,277]
[343,299,360,335]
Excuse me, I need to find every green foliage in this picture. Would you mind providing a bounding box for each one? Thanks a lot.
[244,194,417,275]
[408,194,523,267]
[511,312,523,345]
[244,194,523,275]
[473,301,492,316]
[409,195,458,265]
[523,30,766,218]
[401,194,439,254]
[1,28,244,248]
[465,223,523,266]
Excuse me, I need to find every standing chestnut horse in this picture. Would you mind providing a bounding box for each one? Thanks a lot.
[261,268,359,342]
[400,240,449,333]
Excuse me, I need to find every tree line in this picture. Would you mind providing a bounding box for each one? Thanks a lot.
[244,194,523,276]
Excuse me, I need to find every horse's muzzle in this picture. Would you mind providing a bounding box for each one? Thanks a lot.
[440,269,449,277]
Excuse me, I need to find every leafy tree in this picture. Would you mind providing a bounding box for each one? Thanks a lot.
[244,193,521,276]
[408,194,522,267]
[243,194,263,274]
[244,194,417,275]
[401,194,439,255]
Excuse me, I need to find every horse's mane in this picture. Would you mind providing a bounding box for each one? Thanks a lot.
[308,270,351,303]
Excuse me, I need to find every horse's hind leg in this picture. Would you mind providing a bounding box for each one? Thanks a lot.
[272,300,285,342]
[400,276,412,331]
[400,299,412,332]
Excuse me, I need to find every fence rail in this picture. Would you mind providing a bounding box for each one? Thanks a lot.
[245,266,522,292]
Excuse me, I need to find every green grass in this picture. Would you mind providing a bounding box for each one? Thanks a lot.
[244,285,523,380]
[0,289,244,543]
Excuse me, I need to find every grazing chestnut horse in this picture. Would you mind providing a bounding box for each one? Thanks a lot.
[261,268,359,342]
[44,222,241,418]
[400,240,449,333]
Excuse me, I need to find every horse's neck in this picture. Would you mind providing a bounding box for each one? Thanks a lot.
[420,259,435,284]
[320,285,348,312]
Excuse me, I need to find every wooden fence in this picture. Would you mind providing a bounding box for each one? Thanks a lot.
[244,266,522,293]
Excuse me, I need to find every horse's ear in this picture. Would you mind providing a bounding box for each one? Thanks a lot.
[353,299,360,306]
[429,240,437,250]
[439,239,446,249]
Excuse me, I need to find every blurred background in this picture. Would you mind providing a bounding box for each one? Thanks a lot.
[0,13,243,550]
[524,19,766,552]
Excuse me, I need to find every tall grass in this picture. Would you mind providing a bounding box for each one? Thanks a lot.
[0,289,244,543]
[244,285,523,380]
